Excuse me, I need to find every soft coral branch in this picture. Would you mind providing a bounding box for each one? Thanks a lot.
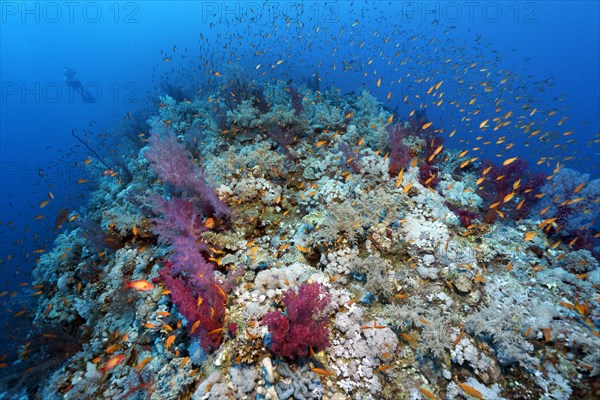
[145,129,232,351]
[158,261,225,350]
[146,131,232,219]
[263,282,331,359]
[478,159,545,223]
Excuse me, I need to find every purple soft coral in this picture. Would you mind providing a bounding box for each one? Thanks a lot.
[146,130,232,351]
[150,197,207,246]
[387,123,412,176]
[146,131,232,219]
[263,282,331,359]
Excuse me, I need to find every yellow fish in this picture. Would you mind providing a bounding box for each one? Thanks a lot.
[524,231,537,241]
[503,157,518,166]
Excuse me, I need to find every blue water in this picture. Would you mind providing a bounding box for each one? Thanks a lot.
[0,0,598,393]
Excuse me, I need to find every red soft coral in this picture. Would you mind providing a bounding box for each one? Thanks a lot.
[387,123,412,176]
[478,159,545,223]
[263,282,331,359]
[159,261,226,351]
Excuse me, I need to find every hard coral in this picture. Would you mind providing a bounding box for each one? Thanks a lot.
[263,282,332,359]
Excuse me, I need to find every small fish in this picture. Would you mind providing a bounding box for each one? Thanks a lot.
[454,328,465,346]
[165,335,176,349]
[507,261,513,272]
[542,327,551,342]
[207,327,223,336]
[296,245,310,253]
[136,356,153,370]
[503,192,515,203]
[191,320,201,334]
[422,122,433,129]
[100,354,126,374]
[503,156,518,166]
[428,144,443,162]
[311,367,335,376]
[204,218,216,229]
[458,383,484,400]
[106,344,119,354]
[125,280,154,291]
[212,282,227,299]
[573,182,587,193]
[395,169,404,188]
[420,388,437,399]
[524,231,537,241]
[67,214,79,222]
[180,356,189,368]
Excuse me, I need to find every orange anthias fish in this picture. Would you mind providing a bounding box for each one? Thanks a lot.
[125,280,154,291]
[100,353,126,374]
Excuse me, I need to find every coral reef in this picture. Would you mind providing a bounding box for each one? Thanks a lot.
[8,75,598,400]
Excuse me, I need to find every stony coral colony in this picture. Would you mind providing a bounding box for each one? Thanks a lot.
[21,76,600,399]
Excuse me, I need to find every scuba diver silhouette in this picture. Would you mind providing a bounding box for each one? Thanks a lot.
[63,67,97,103]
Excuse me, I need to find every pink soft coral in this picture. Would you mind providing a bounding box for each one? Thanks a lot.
[263,282,331,359]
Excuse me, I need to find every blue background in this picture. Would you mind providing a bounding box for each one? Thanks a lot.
[0,0,598,311]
